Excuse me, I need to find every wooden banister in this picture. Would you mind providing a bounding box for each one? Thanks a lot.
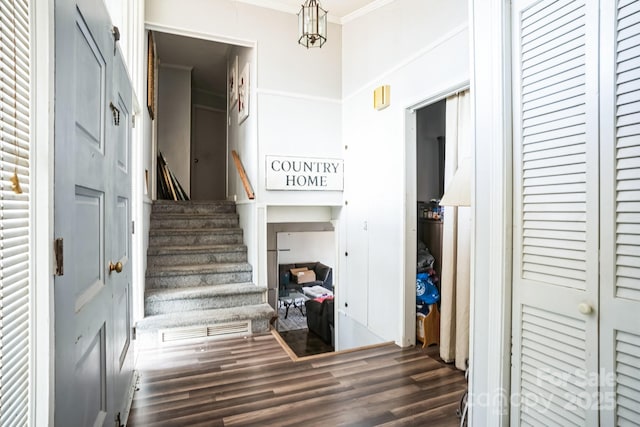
[231,150,255,200]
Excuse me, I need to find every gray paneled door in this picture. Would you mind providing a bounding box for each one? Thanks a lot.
[54,0,133,425]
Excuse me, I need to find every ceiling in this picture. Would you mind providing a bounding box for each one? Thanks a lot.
[154,32,229,94]
[241,0,381,19]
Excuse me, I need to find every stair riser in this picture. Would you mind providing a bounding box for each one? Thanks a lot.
[153,204,236,214]
[145,293,264,316]
[149,233,243,246]
[150,217,238,229]
[147,251,247,267]
[146,271,253,288]
[252,319,270,334]
[135,319,270,349]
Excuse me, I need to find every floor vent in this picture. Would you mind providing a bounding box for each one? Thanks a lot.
[160,320,251,343]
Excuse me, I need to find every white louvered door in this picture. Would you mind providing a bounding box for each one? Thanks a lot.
[600,0,640,425]
[511,0,600,425]
[0,0,31,424]
[513,0,640,424]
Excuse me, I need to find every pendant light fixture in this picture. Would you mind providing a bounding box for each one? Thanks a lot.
[298,0,328,48]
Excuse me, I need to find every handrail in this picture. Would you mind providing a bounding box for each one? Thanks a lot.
[231,150,255,200]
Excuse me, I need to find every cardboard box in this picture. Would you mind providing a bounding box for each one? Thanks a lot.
[290,267,308,276]
[290,267,316,284]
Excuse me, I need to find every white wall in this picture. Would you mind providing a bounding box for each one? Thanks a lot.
[132,19,153,327]
[157,64,192,196]
[340,0,469,348]
[257,93,343,206]
[277,231,335,267]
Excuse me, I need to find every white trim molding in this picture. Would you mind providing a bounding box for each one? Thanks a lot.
[256,88,342,105]
[145,22,257,49]
[33,0,55,424]
[341,0,395,24]
[468,0,512,425]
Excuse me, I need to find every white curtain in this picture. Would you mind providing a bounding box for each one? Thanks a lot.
[440,90,471,371]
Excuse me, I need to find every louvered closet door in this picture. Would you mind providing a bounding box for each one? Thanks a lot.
[600,0,640,425]
[511,0,600,425]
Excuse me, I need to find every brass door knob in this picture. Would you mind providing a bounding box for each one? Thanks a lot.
[109,261,123,273]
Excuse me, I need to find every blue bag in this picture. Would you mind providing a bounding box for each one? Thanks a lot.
[416,272,440,305]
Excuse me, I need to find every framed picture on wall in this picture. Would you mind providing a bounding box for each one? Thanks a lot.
[147,31,156,120]
[238,62,249,124]
[229,55,238,107]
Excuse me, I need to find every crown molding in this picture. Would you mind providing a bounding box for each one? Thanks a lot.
[340,0,395,24]
[232,0,342,24]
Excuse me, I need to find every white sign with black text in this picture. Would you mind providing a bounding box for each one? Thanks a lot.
[266,155,344,191]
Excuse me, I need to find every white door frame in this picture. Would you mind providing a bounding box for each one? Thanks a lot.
[33,0,55,425]
[469,0,513,425]
[402,82,469,349]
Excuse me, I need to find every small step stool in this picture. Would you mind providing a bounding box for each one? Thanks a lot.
[416,304,440,348]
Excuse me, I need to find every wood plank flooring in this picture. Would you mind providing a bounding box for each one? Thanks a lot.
[127,333,466,426]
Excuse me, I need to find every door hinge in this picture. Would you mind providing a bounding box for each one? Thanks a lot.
[132,220,135,234]
[109,102,121,126]
[131,327,137,340]
[54,238,64,276]
[111,25,120,56]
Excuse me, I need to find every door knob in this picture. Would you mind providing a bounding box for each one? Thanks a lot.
[578,302,593,315]
[109,261,123,274]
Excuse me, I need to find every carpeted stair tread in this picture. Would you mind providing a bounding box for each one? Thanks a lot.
[149,227,242,235]
[145,283,263,302]
[152,200,237,214]
[146,262,252,276]
[150,212,238,219]
[147,243,246,256]
[150,213,239,228]
[136,303,275,330]
[154,200,236,205]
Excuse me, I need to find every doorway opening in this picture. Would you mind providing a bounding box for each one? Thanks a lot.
[415,99,446,352]
[152,31,245,200]
[405,86,471,370]
[267,221,337,357]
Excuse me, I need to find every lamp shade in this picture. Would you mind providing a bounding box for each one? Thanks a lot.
[298,0,327,48]
[440,158,471,207]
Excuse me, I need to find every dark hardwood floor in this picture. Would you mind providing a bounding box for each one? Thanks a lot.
[128,333,466,427]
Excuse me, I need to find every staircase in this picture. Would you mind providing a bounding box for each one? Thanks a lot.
[136,200,274,347]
